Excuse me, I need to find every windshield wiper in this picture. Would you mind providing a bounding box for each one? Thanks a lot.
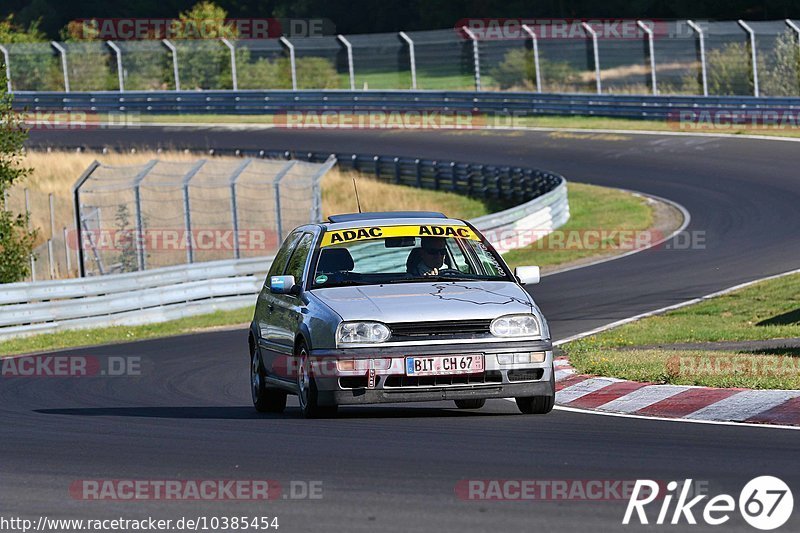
[314,280,371,288]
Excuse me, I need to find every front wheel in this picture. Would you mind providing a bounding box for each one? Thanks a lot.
[251,344,287,413]
[515,367,555,415]
[454,399,486,409]
[297,342,338,419]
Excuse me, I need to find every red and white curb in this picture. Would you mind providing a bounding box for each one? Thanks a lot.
[553,358,800,427]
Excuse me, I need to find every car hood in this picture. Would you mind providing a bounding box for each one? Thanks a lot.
[310,281,533,323]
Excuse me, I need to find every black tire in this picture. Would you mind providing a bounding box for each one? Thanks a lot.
[296,341,338,419]
[454,398,486,409]
[515,366,555,415]
[251,342,287,413]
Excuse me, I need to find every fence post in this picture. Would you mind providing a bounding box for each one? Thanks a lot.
[637,21,657,95]
[129,160,157,273]
[581,23,601,94]
[107,41,124,91]
[273,160,298,242]
[228,158,251,259]
[220,38,238,91]
[687,20,708,96]
[51,41,70,92]
[280,37,297,90]
[181,160,206,264]
[47,239,55,279]
[398,31,417,89]
[310,155,337,223]
[737,20,759,97]
[0,45,11,92]
[521,25,542,93]
[461,26,481,91]
[63,226,71,274]
[337,35,356,90]
[162,39,180,91]
[72,160,100,277]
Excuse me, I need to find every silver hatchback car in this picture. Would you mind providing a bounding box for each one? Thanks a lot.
[249,211,554,417]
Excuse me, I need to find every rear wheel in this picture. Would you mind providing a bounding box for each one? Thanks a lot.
[515,366,555,415]
[297,342,338,419]
[454,399,486,409]
[251,342,287,413]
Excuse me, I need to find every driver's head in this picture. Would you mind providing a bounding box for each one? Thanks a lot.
[420,237,446,269]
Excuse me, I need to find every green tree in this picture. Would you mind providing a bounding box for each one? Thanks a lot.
[0,71,37,283]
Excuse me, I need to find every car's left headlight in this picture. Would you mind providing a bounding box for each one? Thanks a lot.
[490,314,540,337]
[337,321,391,345]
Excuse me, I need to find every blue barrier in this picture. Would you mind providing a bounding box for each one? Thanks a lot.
[13,90,800,120]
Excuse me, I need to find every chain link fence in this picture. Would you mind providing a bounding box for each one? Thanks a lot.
[7,155,334,280]
[4,21,799,96]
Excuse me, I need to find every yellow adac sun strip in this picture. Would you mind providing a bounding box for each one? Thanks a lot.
[320,224,479,247]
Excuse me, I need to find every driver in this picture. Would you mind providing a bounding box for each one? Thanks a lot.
[408,237,448,276]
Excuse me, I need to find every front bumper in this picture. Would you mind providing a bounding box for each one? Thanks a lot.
[309,340,554,406]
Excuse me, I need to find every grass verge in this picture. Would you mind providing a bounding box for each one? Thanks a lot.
[503,182,653,269]
[564,273,800,389]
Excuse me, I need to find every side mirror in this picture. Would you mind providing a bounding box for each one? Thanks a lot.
[515,266,540,285]
[270,275,298,294]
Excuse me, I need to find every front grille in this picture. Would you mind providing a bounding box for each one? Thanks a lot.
[507,368,544,382]
[384,371,502,388]
[388,319,492,340]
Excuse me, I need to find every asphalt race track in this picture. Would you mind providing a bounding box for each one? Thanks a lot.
[3,127,799,532]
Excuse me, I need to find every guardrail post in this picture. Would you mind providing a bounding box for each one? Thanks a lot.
[0,45,11,92]
[162,39,180,91]
[637,21,657,95]
[280,37,297,90]
[221,38,238,91]
[273,160,297,242]
[687,20,708,96]
[581,23,601,94]
[415,158,421,188]
[737,20,759,97]
[461,26,481,91]
[787,19,800,46]
[51,41,69,92]
[521,25,542,93]
[393,157,401,184]
[107,41,124,92]
[228,158,251,259]
[337,35,356,90]
[373,155,380,178]
[398,31,417,89]
[181,159,206,264]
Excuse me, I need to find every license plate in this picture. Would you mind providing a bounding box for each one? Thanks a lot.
[405,355,484,376]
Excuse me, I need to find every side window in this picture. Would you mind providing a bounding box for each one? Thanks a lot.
[267,232,303,279]
[284,233,315,286]
[448,239,472,273]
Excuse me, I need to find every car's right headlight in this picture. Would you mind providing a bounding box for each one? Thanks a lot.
[490,314,540,338]
[336,321,391,345]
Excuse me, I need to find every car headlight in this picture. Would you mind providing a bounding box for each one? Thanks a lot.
[490,314,540,337]
[337,321,391,345]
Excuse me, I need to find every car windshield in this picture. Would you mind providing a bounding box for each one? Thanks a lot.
[310,223,510,289]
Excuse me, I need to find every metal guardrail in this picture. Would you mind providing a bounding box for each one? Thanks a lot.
[13,90,800,120]
[0,150,568,340]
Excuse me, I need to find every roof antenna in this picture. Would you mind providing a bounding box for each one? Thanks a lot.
[352,177,362,213]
